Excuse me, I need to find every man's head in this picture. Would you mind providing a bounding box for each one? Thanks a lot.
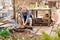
[21,7,27,13]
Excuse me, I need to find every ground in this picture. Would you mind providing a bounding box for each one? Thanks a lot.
[0,22,59,37]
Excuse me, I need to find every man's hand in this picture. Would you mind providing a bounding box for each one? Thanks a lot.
[23,22,26,26]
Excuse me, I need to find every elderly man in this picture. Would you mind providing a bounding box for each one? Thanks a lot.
[18,7,32,28]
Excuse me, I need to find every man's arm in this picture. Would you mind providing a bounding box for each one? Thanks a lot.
[18,11,24,23]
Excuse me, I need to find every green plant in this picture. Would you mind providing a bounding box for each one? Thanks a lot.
[36,31,52,40]
[36,36,41,40]
[53,36,60,40]
[41,31,52,40]
[1,28,60,40]
[0,28,10,37]
[56,28,60,37]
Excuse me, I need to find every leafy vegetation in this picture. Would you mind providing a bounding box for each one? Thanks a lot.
[0,28,60,40]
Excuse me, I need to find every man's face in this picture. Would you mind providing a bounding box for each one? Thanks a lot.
[21,7,27,13]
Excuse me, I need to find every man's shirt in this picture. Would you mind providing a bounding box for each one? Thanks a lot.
[19,10,31,23]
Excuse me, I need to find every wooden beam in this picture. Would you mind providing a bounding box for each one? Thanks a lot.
[12,0,16,19]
